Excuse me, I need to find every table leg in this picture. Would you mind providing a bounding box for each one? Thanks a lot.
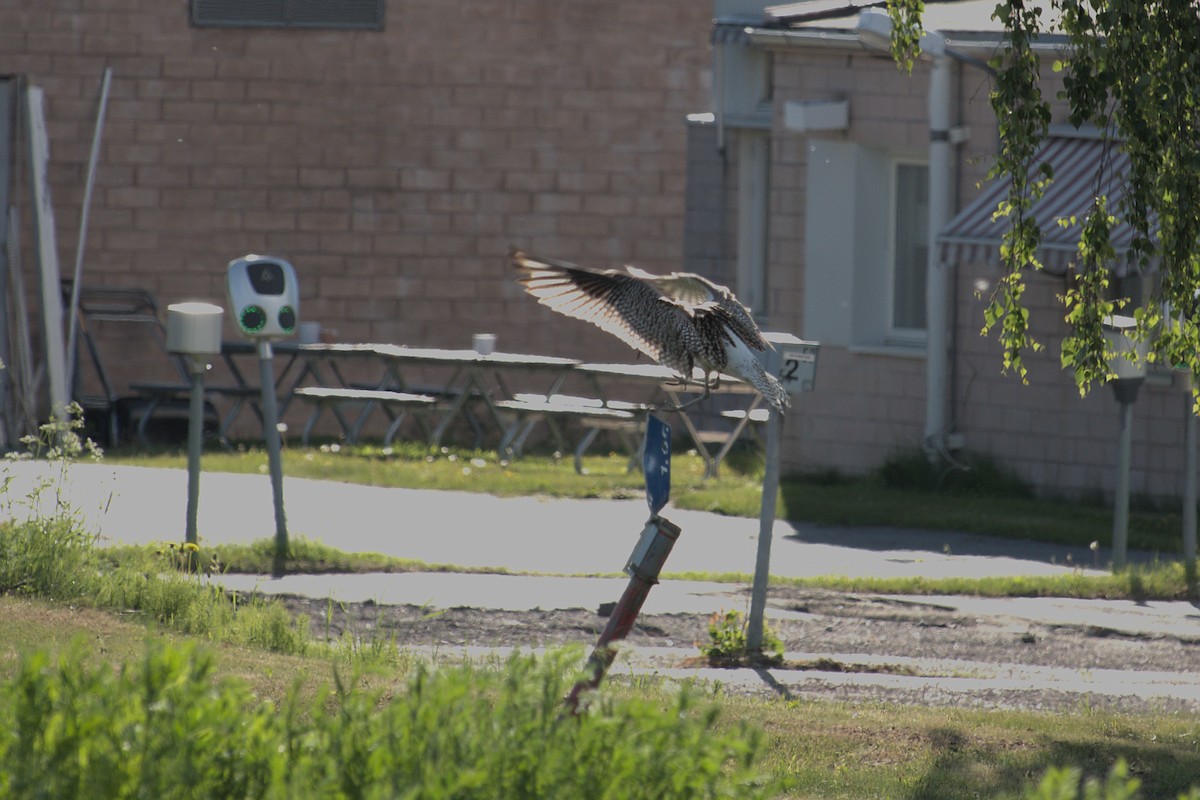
[430,367,483,448]
[505,368,573,454]
[663,386,717,477]
[709,395,763,477]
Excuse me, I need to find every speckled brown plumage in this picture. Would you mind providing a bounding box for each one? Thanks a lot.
[511,250,788,413]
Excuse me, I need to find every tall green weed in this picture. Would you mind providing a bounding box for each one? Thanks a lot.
[0,408,103,598]
[0,641,772,799]
[1026,759,1200,800]
[0,410,314,658]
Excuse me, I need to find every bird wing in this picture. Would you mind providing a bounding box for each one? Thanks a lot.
[622,266,716,310]
[511,250,689,367]
[715,293,771,352]
[625,265,769,352]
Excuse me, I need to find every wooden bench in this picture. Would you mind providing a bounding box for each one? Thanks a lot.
[347,382,487,448]
[128,381,262,446]
[494,393,648,471]
[709,407,770,441]
[687,406,771,477]
[291,387,437,446]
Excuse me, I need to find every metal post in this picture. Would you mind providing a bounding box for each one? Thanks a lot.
[563,516,680,716]
[1183,394,1197,587]
[258,339,288,576]
[64,67,112,388]
[1112,400,1133,571]
[924,53,954,456]
[184,357,205,552]
[24,86,69,422]
[0,79,15,449]
[747,407,783,655]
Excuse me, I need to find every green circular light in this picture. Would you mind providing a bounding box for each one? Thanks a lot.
[278,305,296,333]
[240,305,266,332]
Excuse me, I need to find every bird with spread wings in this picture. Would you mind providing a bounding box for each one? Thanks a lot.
[511,250,788,413]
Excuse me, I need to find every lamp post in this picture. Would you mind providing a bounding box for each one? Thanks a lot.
[1103,315,1147,571]
[1183,375,1197,573]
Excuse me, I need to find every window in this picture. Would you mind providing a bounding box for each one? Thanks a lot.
[890,162,929,336]
[801,140,928,353]
[191,0,384,30]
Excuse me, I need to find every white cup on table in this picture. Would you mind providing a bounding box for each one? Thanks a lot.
[298,321,321,344]
[473,333,497,355]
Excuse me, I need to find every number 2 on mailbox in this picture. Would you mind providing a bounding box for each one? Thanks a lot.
[643,415,671,516]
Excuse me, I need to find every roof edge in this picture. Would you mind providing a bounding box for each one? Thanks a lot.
[745,25,1069,56]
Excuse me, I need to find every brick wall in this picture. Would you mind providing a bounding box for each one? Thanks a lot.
[0,0,713,427]
[682,117,737,289]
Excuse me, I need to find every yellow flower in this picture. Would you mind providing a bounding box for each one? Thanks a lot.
[182,542,200,553]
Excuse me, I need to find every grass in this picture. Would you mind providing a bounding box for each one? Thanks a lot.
[3,419,1200,798]
[664,560,1196,601]
[737,696,1200,799]
[104,537,1197,601]
[3,596,1200,800]
[103,536,508,577]
[0,635,770,800]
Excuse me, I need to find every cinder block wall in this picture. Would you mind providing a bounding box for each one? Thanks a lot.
[0,0,713,423]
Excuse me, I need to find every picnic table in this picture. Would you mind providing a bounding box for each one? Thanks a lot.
[198,341,767,475]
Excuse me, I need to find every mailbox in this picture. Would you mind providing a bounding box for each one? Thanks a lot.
[760,331,819,395]
[166,302,223,356]
[226,254,298,339]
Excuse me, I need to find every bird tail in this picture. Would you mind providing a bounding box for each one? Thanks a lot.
[749,359,790,414]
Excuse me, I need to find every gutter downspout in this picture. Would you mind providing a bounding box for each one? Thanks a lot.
[925,53,954,456]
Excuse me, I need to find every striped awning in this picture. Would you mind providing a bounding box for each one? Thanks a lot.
[938,136,1151,276]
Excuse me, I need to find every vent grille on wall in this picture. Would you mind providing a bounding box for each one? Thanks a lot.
[191,0,384,30]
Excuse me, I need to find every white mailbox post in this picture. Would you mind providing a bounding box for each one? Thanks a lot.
[166,302,223,554]
[1103,315,1147,571]
[747,332,820,655]
[1181,370,1198,575]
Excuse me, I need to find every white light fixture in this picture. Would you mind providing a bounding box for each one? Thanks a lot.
[1102,314,1148,384]
[783,99,850,133]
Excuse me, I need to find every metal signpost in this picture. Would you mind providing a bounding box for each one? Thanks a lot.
[226,255,299,577]
[746,334,819,656]
[564,415,678,715]
[1102,315,1146,572]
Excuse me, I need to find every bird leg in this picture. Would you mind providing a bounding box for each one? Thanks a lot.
[666,391,709,412]
[656,374,713,413]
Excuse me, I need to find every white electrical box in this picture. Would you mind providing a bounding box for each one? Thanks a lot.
[783,99,849,133]
[166,302,223,356]
[226,254,299,339]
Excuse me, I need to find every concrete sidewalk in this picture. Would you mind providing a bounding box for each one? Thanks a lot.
[0,460,1130,580]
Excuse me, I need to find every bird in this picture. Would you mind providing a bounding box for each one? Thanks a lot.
[510,249,788,414]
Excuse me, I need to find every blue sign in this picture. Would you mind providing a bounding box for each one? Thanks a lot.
[643,415,671,516]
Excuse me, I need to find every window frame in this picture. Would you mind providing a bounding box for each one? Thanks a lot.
[190,0,385,31]
[886,157,930,346]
